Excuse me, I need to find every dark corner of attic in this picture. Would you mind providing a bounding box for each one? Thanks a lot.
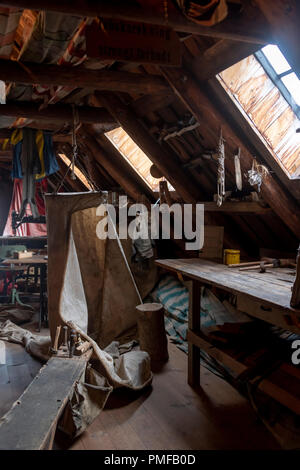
[0,0,299,457]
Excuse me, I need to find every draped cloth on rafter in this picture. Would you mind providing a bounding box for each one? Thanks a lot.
[173,0,228,26]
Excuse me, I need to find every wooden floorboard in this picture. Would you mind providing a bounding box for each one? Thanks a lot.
[64,341,279,450]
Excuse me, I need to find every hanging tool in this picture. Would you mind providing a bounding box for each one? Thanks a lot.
[62,325,69,352]
[71,105,79,181]
[69,328,77,358]
[234,147,242,191]
[216,128,225,207]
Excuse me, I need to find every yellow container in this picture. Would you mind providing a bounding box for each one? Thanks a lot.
[223,249,240,265]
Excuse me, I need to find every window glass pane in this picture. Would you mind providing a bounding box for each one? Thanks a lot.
[261,44,291,74]
[281,72,300,106]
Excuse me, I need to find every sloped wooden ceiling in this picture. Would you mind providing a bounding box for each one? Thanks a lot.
[0,0,299,257]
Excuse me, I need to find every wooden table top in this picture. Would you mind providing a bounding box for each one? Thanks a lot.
[155,258,299,313]
[2,255,47,265]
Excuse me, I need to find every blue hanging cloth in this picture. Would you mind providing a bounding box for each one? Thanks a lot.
[11,129,59,180]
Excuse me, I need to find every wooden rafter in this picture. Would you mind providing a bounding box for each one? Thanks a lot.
[80,126,155,203]
[0,59,169,94]
[0,0,270,44]
[96,91,201,204]
[0,101,116,125]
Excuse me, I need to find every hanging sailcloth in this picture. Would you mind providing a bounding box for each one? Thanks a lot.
[216,128,225,207]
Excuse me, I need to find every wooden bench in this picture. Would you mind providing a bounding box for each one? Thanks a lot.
[0,356,87,450]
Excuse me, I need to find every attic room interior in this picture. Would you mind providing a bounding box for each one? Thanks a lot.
[0,0,299,453]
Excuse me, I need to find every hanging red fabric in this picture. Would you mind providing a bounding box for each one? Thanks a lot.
[3,179,47,236]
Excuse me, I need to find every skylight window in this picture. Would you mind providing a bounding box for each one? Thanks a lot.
[261,45,290,75]
[105,127,173,191]
[218,46,300,178]
[256,45,300,117]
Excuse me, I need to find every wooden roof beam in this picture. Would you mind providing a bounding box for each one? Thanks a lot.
[96,91,201,203]
[0,1,270,44]
[0,59,169,95]
[0,101,116,125]
[79,126,155,203]
[160,65,300,238]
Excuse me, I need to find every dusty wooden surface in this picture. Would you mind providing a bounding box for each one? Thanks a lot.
[156,258,299,314]
[0,356,87,450]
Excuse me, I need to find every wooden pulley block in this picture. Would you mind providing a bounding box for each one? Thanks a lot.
[150,164,164,179]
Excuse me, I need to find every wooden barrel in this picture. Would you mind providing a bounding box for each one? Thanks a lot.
[136,302,169,363]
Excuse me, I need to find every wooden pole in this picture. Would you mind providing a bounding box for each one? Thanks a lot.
[0,0,270,44]
[136,303,168,364]
[0,59,169,95]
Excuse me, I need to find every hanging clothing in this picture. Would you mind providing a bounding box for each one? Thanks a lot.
[11,129,59,180]
[3,179,47,237]
[173,0,228,26]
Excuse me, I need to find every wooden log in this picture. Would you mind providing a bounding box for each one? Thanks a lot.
[0,101,115,125]
[97,92,201,203]
[0,0,270,44]
[136,303,168,363]
[160,65,300,239]
[0,59,169,95]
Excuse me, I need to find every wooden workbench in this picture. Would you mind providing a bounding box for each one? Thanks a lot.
[155,259,300,388]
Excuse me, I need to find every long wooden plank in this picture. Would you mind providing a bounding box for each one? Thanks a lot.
[155,259,300,312]
[204,201,272,214]
[0,101,115,125]
[0,59,169,95]
[0,357,87,450]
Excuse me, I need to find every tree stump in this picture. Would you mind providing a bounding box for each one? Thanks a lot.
[136,303,168,363]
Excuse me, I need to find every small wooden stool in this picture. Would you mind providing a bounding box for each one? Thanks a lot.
[136,302,168,363]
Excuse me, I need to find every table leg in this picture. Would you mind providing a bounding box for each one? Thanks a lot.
[188,279,201,387]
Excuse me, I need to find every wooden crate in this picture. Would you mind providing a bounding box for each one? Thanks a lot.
[199,225,224,260]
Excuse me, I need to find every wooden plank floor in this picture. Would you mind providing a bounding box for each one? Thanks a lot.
[59,341,279,450]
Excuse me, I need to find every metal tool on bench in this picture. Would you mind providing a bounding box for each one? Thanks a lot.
[228,257,296,272]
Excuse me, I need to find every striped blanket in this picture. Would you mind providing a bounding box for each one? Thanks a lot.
[150,273,251,370]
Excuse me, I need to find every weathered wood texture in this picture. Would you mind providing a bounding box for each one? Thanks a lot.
[155,258,300,314]
[0,357,87,450]
[0,59,169,94]
[0,1,270,43]
[0,101,115,125]
[136,303,168,363]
